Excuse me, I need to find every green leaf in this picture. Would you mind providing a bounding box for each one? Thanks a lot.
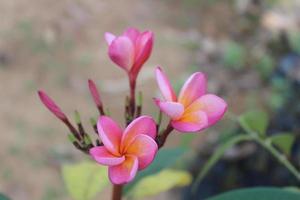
[269,133,295,156]
[124,147,187,194]
[62,161,109,200]
[288,32,300,54]
[192,135,252,191]
[0,193,10,200]
[180,134,197,147]
[207,187,300,200]
[128,169,192,199]
[239,110,269,137]
[223,41,246,70]
[255,55,274,79]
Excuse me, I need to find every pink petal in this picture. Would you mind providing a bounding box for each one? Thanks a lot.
[108,36,135,71]
[105,32,116,45]
[154,99,184,120]
[123,27,140,43]
[126,135,158,170]
[89,146,125,166]
[38,90,67,121]
[97,116,123,155]
[121,116,156,152]
[155,67,177,101]
[108,155,138,184]
[178,72,207,107]
[172,110,208,132]
[88,79,102,108]
[131,31,153,75]
[186,94,227,126]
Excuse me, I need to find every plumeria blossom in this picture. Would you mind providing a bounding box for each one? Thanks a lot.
[90,116,157,184]
[105,27,154,81]
[154,67,227,132]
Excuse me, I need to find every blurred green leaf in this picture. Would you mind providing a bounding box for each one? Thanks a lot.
[288,32,300,54]
[124,147,187,194]
[223,41,246,70]
[128,169,192,199]
[62,161,109,200]
[269,133,295,156]
[239,110,269,137]
[0,193,10,200]
[180,134,197,147]
[270,92,285,110]
[255,55,274,79]
[207,187,300,200]
[193,135,252,190]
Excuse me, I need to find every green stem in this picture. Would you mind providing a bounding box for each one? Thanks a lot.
[242,125,300,181]
[254,136,300,181]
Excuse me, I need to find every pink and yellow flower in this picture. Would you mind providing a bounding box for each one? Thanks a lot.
[89,116,157,184]
[154,67,227,132]
[105,27,153,81]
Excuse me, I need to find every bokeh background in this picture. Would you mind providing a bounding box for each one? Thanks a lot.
[1,0,300,199]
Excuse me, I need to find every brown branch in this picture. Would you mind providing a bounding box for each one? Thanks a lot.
[157,123,174,149]
[112,184,123,200]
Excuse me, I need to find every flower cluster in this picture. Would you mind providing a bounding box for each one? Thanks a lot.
[38,27,227,185]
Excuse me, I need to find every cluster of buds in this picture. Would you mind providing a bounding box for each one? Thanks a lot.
[38,27,227,185]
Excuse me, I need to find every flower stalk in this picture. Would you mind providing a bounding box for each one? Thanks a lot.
[112,185,123,200]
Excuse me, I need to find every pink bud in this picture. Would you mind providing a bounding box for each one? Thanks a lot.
[105,28,154,81]
[88,79,103,108]
[38,90,67,121]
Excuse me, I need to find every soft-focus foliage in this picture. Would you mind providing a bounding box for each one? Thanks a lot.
[0,194,10,200]
[193,135,252,188]
[62,162,109,200]
[128,169,192,199]
[269,133,295,156]
[125,147,187,194]
[207,187,300,200]
[239,110,269,137]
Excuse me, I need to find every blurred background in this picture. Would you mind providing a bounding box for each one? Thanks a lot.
[0,0,300,199]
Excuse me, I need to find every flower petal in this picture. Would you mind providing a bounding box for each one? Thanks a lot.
[89,146,125,166]
[154,99,184,120]
[172,110,208,132]
[123,27,140,43]
[155,67,177,101]
[186,94,227,126]
[105,32,116,45]
[121,116,156,152]
[108,155,138,184]
[97,116,122,155]
[108,36,135,71]
[178,72,206,107]
[132,31,153,74]
[126,135,158,170]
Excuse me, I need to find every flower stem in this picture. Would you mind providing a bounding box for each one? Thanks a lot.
[112,184,123,200]
[254,135,300,181]
[157,122,174,148]
[129,77,136,120]
[239,118,300,181]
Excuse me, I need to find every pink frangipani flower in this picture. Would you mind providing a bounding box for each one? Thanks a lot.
[38,90,67,122]
[105,27,154,81]
[154,67,227,132]
[90,116,157,184]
